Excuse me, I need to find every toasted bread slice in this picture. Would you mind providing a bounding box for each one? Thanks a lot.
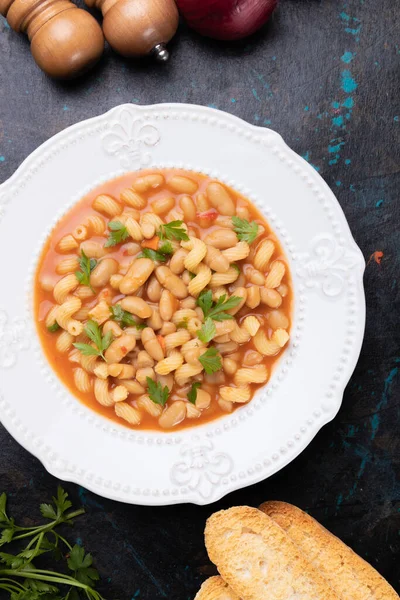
[205,506,340,600]
[260,501,399,600]
[194,576,241,600]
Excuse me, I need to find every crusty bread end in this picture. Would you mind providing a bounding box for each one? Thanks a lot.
[205,506,341,600]
[260,501,399,600]
[194,576,241,600]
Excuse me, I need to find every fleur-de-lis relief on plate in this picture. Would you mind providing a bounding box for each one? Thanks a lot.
[297,234,362,297]
[0,309,30,369]
[102,108,160,169]
[170,436,233,499]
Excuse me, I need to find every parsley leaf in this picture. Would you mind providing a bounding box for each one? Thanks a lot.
[139,242,173,262]
[147,377,169,406]
[75,250,97,291]
[197,291,241,321]
[40,486,72,522]
[110,304,145,330]
[197,290,213,318]
[67,544,100,587]
[104,221,130,247]
[158,220,189,242]
[232,216,259,244]
[197,318,216,343]
[73,320,113,361]
[199,347,222,374]
[47,322,60,333]
[188,382,201,405]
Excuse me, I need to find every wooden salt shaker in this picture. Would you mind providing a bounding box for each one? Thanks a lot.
[0,0,104,78]
[85,0,179,61]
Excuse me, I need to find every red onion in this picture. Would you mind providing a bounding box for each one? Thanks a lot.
[176,0,277,41]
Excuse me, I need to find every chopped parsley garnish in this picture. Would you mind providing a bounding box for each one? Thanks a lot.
[158,220,189,242]
[197,290,241,321]
[139,241,174,262]
[73,320,113,361]
[232,216,259,244]
[188,382,201,404]
[198,347,222,374]
[75,250,97,291]
[147,377,169,406]
[196,317,216,343]
[110,304,145,330]
[104,221,130,247]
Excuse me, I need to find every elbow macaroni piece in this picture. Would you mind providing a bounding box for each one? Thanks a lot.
[209,267,239,288]
[92,194,122,217]
[254,239,275,271]
[155,351,184,375]
[188,264,212,297]
[56,297,83,336]
[53,274,79,304]
[222,241,250,262]
[181,236,207,272]
[220,385,251,403]
[115,402,142,425]
[234,365,268,386]
[265,260,286,288]
[73,368,92,393]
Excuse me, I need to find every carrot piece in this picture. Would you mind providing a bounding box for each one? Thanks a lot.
[157,334,166,353]
[142,236,159,250]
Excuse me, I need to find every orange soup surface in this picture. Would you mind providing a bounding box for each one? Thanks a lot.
[34,169,293,431]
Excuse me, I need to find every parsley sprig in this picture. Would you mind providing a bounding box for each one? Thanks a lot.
[0,486,105,600]
[197,290,241,321]
[110,304,145,330]
[198,347,222,374]
[196,318,216,344]
[73,320,113,361]
[139,241,174,262]
[147,377,169,406]
[188,382,201,405]
[232,216,259,244]
[75,251,97,292]
[158,220,189,242]
[104,221,130,248]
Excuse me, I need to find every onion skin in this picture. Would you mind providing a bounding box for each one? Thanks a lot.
[176,0,278,41]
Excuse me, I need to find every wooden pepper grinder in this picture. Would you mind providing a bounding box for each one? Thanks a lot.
[0,0,104,78]
[85,0,179,61]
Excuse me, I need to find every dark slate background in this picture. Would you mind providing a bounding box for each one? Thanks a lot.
[0,0,399,598]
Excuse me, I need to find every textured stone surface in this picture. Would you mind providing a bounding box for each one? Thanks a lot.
[0,0,399,598]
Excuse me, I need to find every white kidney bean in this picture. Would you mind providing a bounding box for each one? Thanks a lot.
[155,266,188,299]
[179,195,197,221]
[146,275,162,302]
[204,229,238,249]
[104,334,136,363]
[151,196,175,215]
[167,175,198,194]
[206,182,235,216]
[133,173,164,193]
[120,258,154,295]
[268,309,290,330]
[159,289,175,321]
[120,296,152,319]
[89,258,118,288]
[141,327,165,361]
[158,400,186,428]
[169,248,189,275]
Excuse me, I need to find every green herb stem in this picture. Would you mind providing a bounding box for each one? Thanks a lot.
[10,509,85,542]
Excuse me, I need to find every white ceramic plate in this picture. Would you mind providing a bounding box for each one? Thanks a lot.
[0,104,365,505]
